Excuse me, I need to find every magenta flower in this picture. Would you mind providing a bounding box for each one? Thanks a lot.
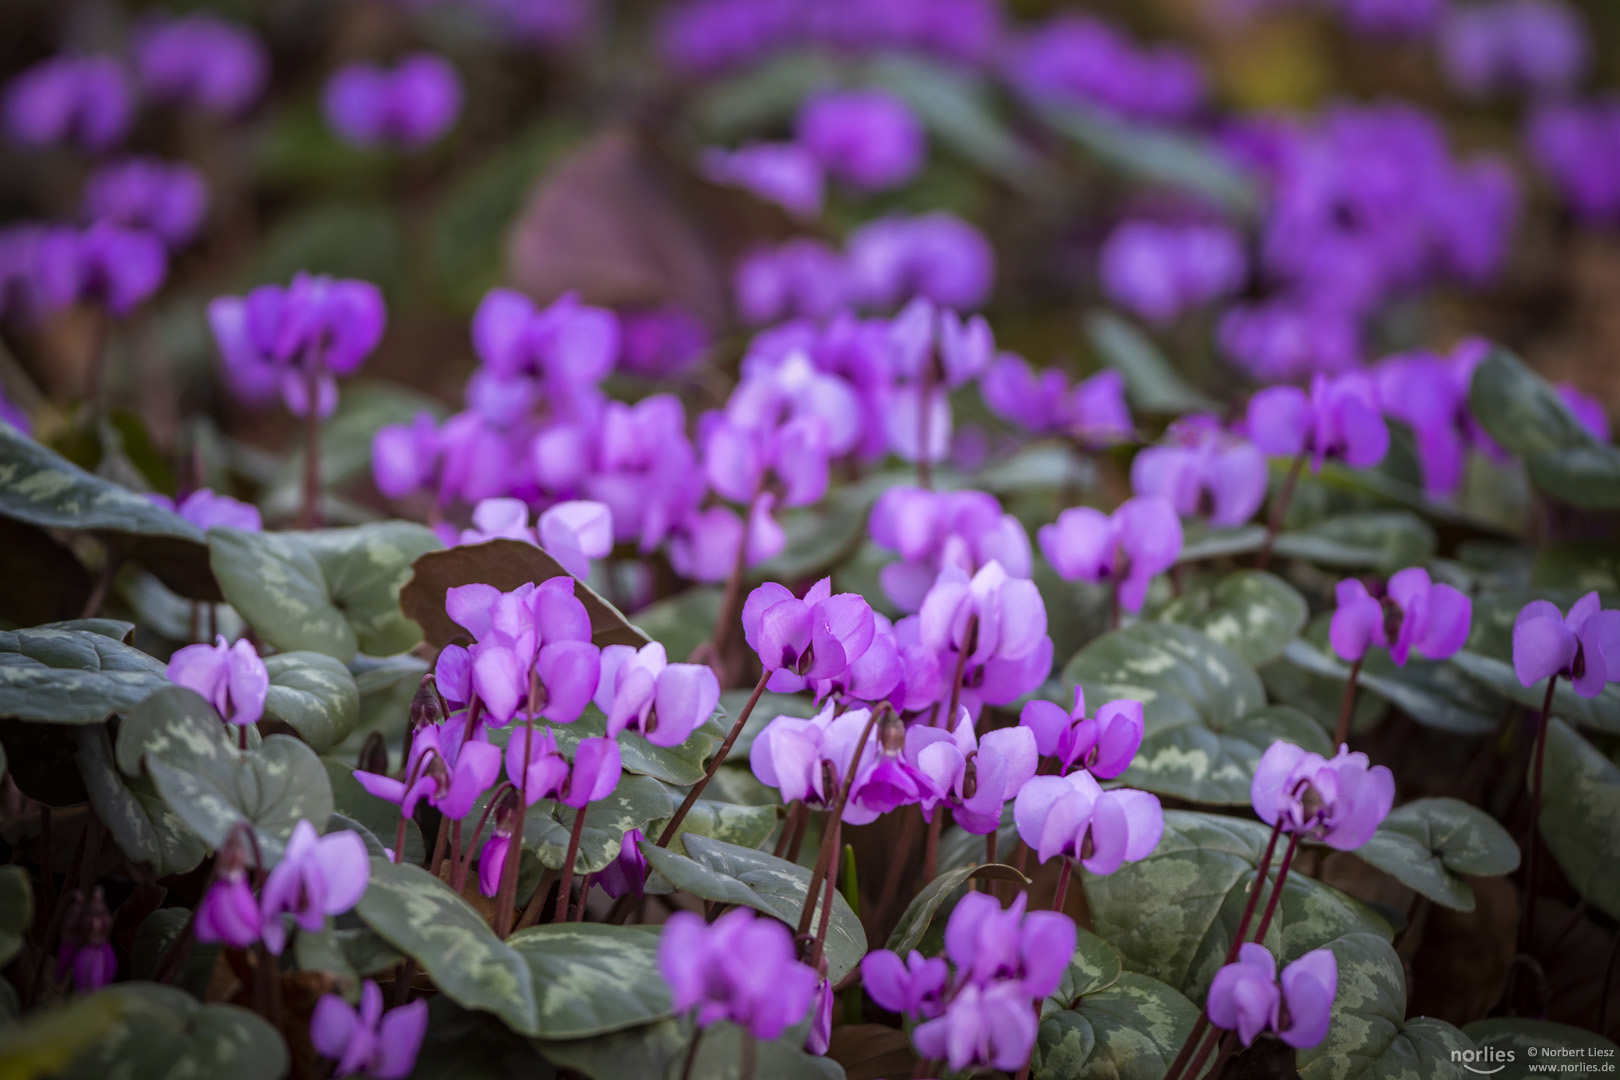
[703,412,830,509]
[84,158,208,250]
[917,561,1048,672]
[668,497,785,583]
[594,642,720,748]
[1246,372,1388,473]
[148,489,263,532]
[658,908,819,1041]
[195,873,262,948]
[311,981,429,1080]
[597,827,648,900]
[1014,770,1163,873]
[1372,347,1490,497]
[209,273,385,418]
[324,54,462,150]
[1526,98,1620,225]
[135,14,268,116]
[506,727,621,808]
[1329,569,1472,667]
[735,239,852,325]
[1130,415,1268,528]
[846,213,994,311]
[166,635,269,727]
[750,703,886,823]
[356,724,503,820]
[797,89,926,192]
[1100,221,1246,325]
[862,949,949,1019]
[372,412,441,500]
[979,356,1133,447]
[906,713,1037,833]
[4,56,133,152]
[1037,496,1182,613]
[1019,688,1143,779]
[1218,301,1362,382]
[258,821,370,954]
[439,578,600,724]
[469,289,618,426]
[869,486,1032,612]
[742,578,876,684]
[1439,0,1587,100]
[33,223,167,318]
[455,497,536,546]
[915,980,1037,1073]
[1513,592,1620,698]
[702,143,824,219]
[1208,943,1338,1049]
[1251,741,1394,850]
[1006,14,1205,123]
[619,305,709,378]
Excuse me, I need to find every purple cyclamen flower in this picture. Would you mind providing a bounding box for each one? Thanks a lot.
[1218,302,1362,382]
[743,578,876,685]
[1439,0,1587,101]
[618,305,709,378]
[1005,14,1205,124]
[911,562,1055,715]
[84,158,209,249]
[1100,221,1246,325]
[846,213,994,311]
[703,412,831,509]
[506,727,621,808]
[469,288,619,426]
[1037,496,1183,614]
[356,724,503,820]
[324,54,463,150]
[1560,384,1612,443]
[456,497,535,546]
[196,872,262,947]
[1251,741,1394,850]
[149,489,263,532]
[979,356,1133,447]
[4,56,133,152]
[862,949,949,1019]
[1019,687,1143,778]
[916,980,1037,1073]
[167,635,269,726]
[258,820,370,954]
[906,711,1037,833]
[1329,568,1472,666]
[598,827,648,900]
[373,412,440,499]
[33,223,167,318]
[594,642,720,748]
[539,500,614,579]
[56,888,115,993]
[1513,592,1620,698]
[1131,415,1267,528]
[437,578,601,724]
[702,143,824,219]
[1014,769,1164,873]
[1526,98,1620,225]
[659,908,819,1041]
[667,497,785,584]
[311,980,429,1079]
[1246,372,1388,473]
[735,239,852,325]
[209,273,386,418]
[870,486,1032,613]
[1209,943,1337,1049]
[751,702,891,824]
[135,14,268,116]
[797,89,926,192]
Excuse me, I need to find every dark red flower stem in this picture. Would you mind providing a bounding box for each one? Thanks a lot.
[300,360,323,529]
[1256,450,1306,572]
[808,818,842,970]
[552,804,589,924]
[1250,832,1301,947]
[1052,858,1073,913]
[797,705,883,939]
[1333,657,1364,747]
[495,676,540,937]
[1520,674,1559,954]
[657,668,772,848]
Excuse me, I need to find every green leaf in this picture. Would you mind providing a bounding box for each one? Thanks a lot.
[209,522,442,661]
[1177,524,1267,565]
[654,798,779,856]
[1461,1019,1620,1080]
[355,857,539,1035]
[1449,650,1620,734]
[639,834,868,982]
[1537,719,1620,921]
[1272,511,1437,570]
[45,982,289,1080]
[146,731,334,863]
[631,587,724,667]
[0,422,216,601]
[519,774,671,873]
[77,725,208,878]
[1033,972,1199,1080]
[250,201,406,298]
[1084,310,1219,416]
[115,685,255,776]
[866,55,1045,188]
[291,923,402,985]
[324,757,424,866]
[351,651,430,737]
[1084,811,1390,998]
[262,652,359,752]
[0,865,31,968]
[1298,933,1476,1080]
[1469,347,1620,509]
[409,997,552,1080]
[1042,929,1125,1012]
[0,627,167,723]
[1153,570,1308,667]
[536,1018,845,1080]
[1129,704,1333,806]
[132,909,218,998]
[550,705,724,787]
[507,923,671,1038]
[1352,797,1520,911]
[886,863,1030,956]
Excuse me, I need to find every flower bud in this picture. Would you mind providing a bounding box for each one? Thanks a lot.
[411,673,444,729]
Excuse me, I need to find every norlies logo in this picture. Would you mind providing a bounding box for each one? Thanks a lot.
[1453,1047,1518,1075]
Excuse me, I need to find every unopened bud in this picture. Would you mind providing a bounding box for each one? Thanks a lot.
[411,674,444,729]
[357,730,389,776]
[494,787,522,834]
[961,754,979,800]
[879,712,906,755]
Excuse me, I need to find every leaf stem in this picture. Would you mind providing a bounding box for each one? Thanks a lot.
[1520,674,1559,955]
[656,668,772,848]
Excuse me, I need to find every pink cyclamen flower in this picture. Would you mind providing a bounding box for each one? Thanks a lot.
[797,89,926,192]
[195,873,262,947]
[750,702,887,824]
[356,724,503,820]
[598,827,648,900]
[166,635,269,726]
[84,157,209,249]
[135,14,268,116]
[1208,943,1338,1049]
[311,980,429,1079]
[1038,496,1183,613]
[701,142,824,219]
[1019,687,1143,778]
[438,578,600,725]
[862,949,950,1019]
[506,727,621,808]
[324,53,462,149]
[905,711,1038,833]
[148,488,263,532]
[1245,372,1388,473]
[1513,592,1620,698]
[1130,415,1268,528]
[659,908,819,1041]
[33,223,167,318]
[258,820,370,954]
[1100,220,1246,325]
[1251,741,1394,850]
[742,578,876,684]
[539,500,614,579]
[1329,568,1472,666]
[1014,770,1164,873]
[868,486,1031,613]
[594,641,720,748]
[4,56,133,152]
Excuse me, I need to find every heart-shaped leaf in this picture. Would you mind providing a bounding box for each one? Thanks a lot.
[115,686,256,776]
[324,757,424,866]
[0,627,167,724]
[262,652,359,752]
[209,522,441,661]
[1462,1019,1619,1080]
[1449,650,1620,734]
[1537,719,1620,921]
[1352,797,1520,911]
[1272,511,1437,571]
[355,856,539,1035]
[886,862,1030,956]
[1060,622,1266,735]
[1127,704,1333,805]
[1033,971,1198,1080]
[507,923,671,1038]
[1041,928,1125,1011]
[77,725,207,878]
[1153,570,1308,667]
[292,923,402,984]
[1298,933,1476,1080]
[653,798,779,856]
[639,833,868,981]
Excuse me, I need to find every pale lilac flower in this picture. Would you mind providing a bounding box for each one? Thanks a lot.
[539,500,614,578]
[1329,569,1472,666]
[906,711,1037,833]
[469,289,618,427]
[457,497,535,546]
[798,89,926,191]
[1019,688,1143,778]
[703,412,830,509]
[56,888,115,993]
[659,908,819,1041]
[750,702,889,823]
[598,827,648,900]
[1251,741,1394,850]
[1513,592,1620,698]
[258,821,370,954]
[149,489,262,532]
[979,357,1133,447]
[356,724,503,820]
[735,240,852,325]
[869,487,1031,612]
[1131,415,1267,527]
[1526,98,1620,225]
[311,981,429,1079]
[862,949,949,1018]
[1218,302,1362,381]
[372,412,441,499]
[167,635,269,726]
[618,305,709,377]
[1208,943,1338,1049]
[324,54,462,149]
[84,158,208,249]
[1014,770,1163,873]
[1439,0,1587,100]
[1038,496,1182,613]
[195,873,262,947]
[135,14,268,115]
[914,980,1037,1073]
[667,497,785,583]
[702,143,824,218]
[506,727,621,808]
[1100,221,1246,325]
[1246,372,1388,472]
[4,56,133,152]
[742,578,876,684]
[846,213,994,311]
[438,578,600,724]
[594,642,720,747]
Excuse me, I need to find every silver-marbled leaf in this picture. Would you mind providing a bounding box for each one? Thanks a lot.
[1537,719,1620,921]
[1352,797,1519,911]
[1033,971,1198,1080]
[262,652,359,752]
[0,627,167,724]
[507,923,671,1038]
[1153,570,1307,667]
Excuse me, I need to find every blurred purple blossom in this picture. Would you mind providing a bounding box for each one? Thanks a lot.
[1251,741,1394,849]
[658,908,819,1040]
[1513,592,1620,698]
[311,980,429,1079]
[1529,98,1620,224]
[1329,569,1471,666]
[847,213,994,311]
[981,357,1133,446]
[1038,496,1183,613]
[135,14,268,116]
[1208,943,1338,1049]
[1006,15,1205,124]
[870,487,1031,612]
[1245,372,1388,472]
[1131,415,1267,527]
[1101,220,1246,325]
[324,54,463,150]
[84,158,208,249]
[798,89,926,192]
[196,873,261,948]
[618,305,709,377]
[1217,301,1362,381]
[33,223,167,317]
[3,56,133,152]
[1439,0,1588,100]
[702,142,824,219]
[149,489,263,532]
[469,289,618,426]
